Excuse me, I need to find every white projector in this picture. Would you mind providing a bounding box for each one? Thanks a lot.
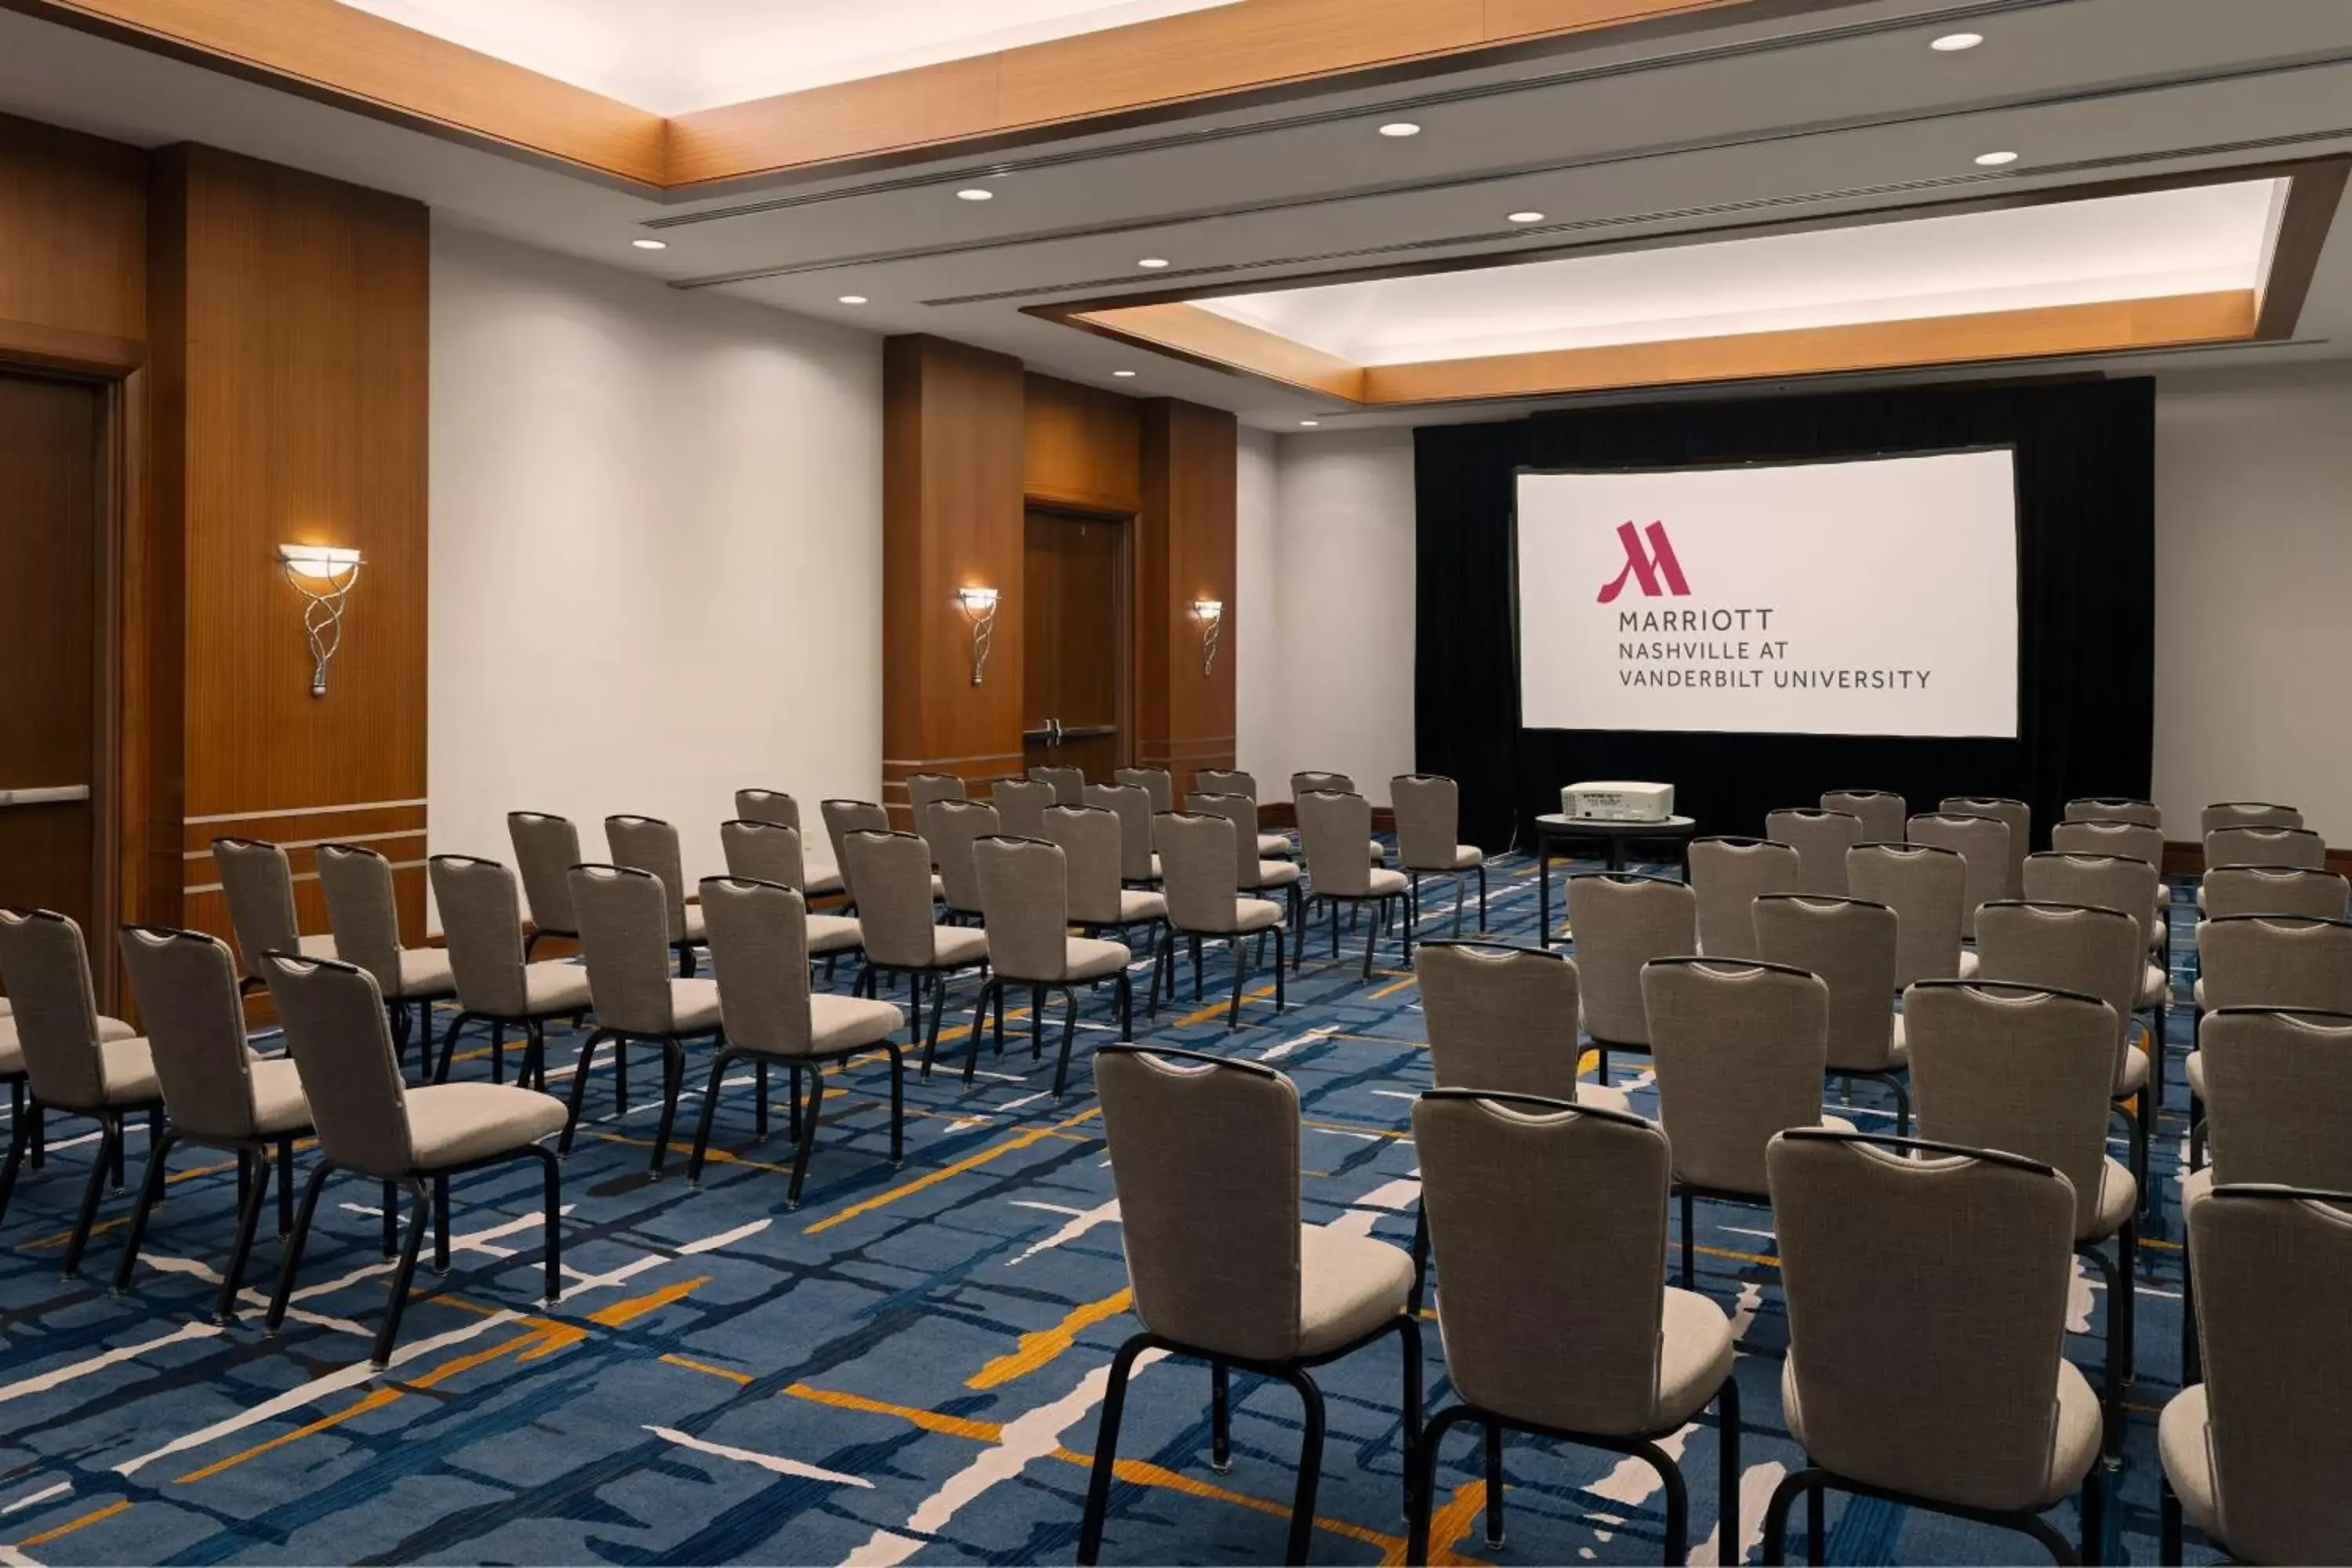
[1563,782,1675,823]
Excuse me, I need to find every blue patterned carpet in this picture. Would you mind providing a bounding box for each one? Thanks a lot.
[0,851,2207,1566]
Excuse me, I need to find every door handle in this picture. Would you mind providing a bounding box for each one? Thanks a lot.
[0,785,90,807]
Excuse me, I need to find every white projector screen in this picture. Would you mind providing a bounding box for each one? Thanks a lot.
[1515,449,2020,738]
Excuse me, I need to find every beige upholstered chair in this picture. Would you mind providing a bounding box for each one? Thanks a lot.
[2200,864,2349,921]
[735,789,844,898]
[603,815,707,976]
[1766,808,1863,895]
[965,837,1132,1095]
[505,811,585,960]
[1293,790,1407,976]
[819,798,891,908]
[0,909,162,1276]
[212,836,339,989]
[316,842,456,1079]
[1082,782,1160,887]
[1188,790,1305,937]
[1906,811,2009,941]
[2,959,136,1183]
[259,950,564,1367]
[1568,872,1695,1085]
[2202,801,2303,835]
[2025,850,2173,1101]
[989,776,1055,840]
[1042,804,1166,942]
[1409,1090,1738,1566]
[903,771,965,822]
[1754,894,1907,1133]
[1941,795,2031,898]
[691,876,905,1207]
[558,864,725,1176]
[426,855,594,1090]
[1293,771,1388,863]
[1391,774,1486,935]
[1113,766,1173,814]
[2067,797,2161,829]
[1762,1128,2103,1565]
[1688,836,1798,961]
[1819,789,1905,844]
[2052,816,2174,936]
[840,829,989,1072]
[2190,916,2352,1165]
[718,820,864,964]
[112,925,312,1316]
[925,798,1000,924]
[1080,1046,1419,1566]
[1642,956,1846,1286]
[1027,764,1086,807]
[1195,767,1293,860]
[1148,811,1287,1028]
[2205,824,2326,873]
[1847,841,1973,987]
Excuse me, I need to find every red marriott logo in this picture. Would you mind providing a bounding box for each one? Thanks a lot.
[1596,521,1690,603]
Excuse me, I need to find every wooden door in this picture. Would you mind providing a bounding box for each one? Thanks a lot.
[0,373,105,967]
[1021,508,1127,783]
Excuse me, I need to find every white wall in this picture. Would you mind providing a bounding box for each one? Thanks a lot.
[428,223,884,895]
[1234,426,1281,781]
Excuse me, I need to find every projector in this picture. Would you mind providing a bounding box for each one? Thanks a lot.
[1563,782,1675,822]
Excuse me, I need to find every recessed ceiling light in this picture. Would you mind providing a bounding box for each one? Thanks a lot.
[1299,419,1320,427]
[1378,122,1421,138]
[1507,211,1546,224]
[837,294,868,304]
[631,238,666,250]
[956,187,994,201]
[1112,369,1137,378]
[1138,257,1170,269]
[1930,31,1984,51]
[1974,150,2019,166]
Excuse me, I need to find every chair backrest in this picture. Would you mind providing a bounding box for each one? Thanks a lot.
[1186,791,1269,891]
[1096,1046,1303,1360]
[567,863,681,1036]
[2199,916,2352,1014]
[1156,812,1245,935]
[118,925,268,1142]
[974,837,1073,982]
[2050,817,2165,869]
[2201,865,2350,921]
[720,818,805,891]
[1044,805,1127,927]
[2205,825,2327,872]
[2066,797,2161,829]
[841,830,941,969]
[1414,1090,1671,1433]
[1688,837,1799,960]
[0,909,109,1109]
[1290,771,1356,800]
[2199,1007,2352,1189]
[734,788,802,832]
[506,811,583,939]
[314,842,405,992]
[604,815,691,942]
[699,876,811,1058]
[1768,1129,2078,1512]
[904,773,966,817]
[1940,796,2031,897]
[1084,782,1158,882]
[926,799,1000,916]
[1114,767,1174,814]
[1975,900,2143,1071]
[1754,895,1900,1073]
[212,836,307,983]
[1028,765,1086,807]
[1294,789,1374,897]
[260,951,414,1178]
[990,777,1054,839]
[1389,775,1461,873]
[1416,942,1584,1098]
[2203,801,2303,835]
[1566,873,1695,1044]
[1904,981,2118,1236]
[1193,768,1256,800]
[2023,851,2162,944]
[1905,812,2009,939]
[2187,1182,2352,1566]
[428,855,529,1017]
[1642,957,1828,1195]
[1847,842,1966,987]
[1820,789,1905,843]
[819,799,889,905]
[1766,808,1862,895]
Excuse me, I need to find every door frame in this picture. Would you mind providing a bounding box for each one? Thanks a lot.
[1022,501,1137,775]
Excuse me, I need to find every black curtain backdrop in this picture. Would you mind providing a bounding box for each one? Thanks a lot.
[1414,376,2155,851]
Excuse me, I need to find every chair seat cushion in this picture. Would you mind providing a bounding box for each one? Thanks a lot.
[804,865,846,898]
[670,977,724,1033]
[929,924,990,969]
[397,946,457,1000]
[2085,1156,2137,1241]
[2114,1041,2149,1098]
[1065,937,1132,982]
[1653,1286,1737,1429]
[1368,840,1388,862]
[808,993,906,1054]
[1256,833,1290,858]
[931,874,946,900]
[2186,1050,2205,1101]
[249,1055,313,1137]
[2180,1165,2212,1206]
[2140,962,2170,1009]
[1785,1354,2101,1509]
[1575,1081,1635,1116]
[1368,867,1409,897]
[1118,890,1168,925]
[297,932,340,964]
[2158,1385,2220,1542]
[1232,898,1286,934]
[405,1082,568,1171]
[98,1036,160,1107]
[807,914,864,955]
[681,904,706,942]
[523,961,593,1015]
[100,1014,136,1042]
[1296,1224,1415,1356]
[1253,859,1303,888]
[3,1014,137,1077]
[1958,948,1981,979]
[2193,976,2206,1008]
[1451,845,1484,869]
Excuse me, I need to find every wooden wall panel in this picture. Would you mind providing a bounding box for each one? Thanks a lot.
[0,110,144,348]
[1135,399,1238,800]
[1022,372,1141,514]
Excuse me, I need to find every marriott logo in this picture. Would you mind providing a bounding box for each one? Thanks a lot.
[1596,521,1690,603]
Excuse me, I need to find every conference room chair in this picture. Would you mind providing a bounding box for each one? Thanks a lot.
[718,820,864,971]
[2205,823,2327,873]
[2201,801,2303,835]
[1754,894,1908,1134]
[1112,766,1173,813]
[1041,804,1167,948]
[2189,915,2352,1167]
[990,775,1055,839]
[1846,842,1973,986]
[1028,764,1086,807]
[504,811,587,960]
[735,789,845,898]
[902,771,965,822]
[689,876,906,1207]
[1905,811,2009,942]
[1079,1046,1419,1568]
[1082,782,1160,887]
[426,855,594,1089]
[603,815,707,977]
[1569,872,1696,1085]
[1187,789,1305,942]
[925,797,999,924]
[1765,808,1863,895]
[1390,773,1486,935]
[1292,770,1388,862]
[2052,816,2176,935]
[840,829,991,1076]
[1291,790,1407,977]
[0,909,163,1275]
[212,836,339,991]
[1904,978,2135,1455]
[1146,811,1287,1028]
[2067,797,2163,829]
[111,925,310,1317]
[1642,956,1846,1288]
[1818,788,1905,844]
[819,798,891,909]
[2161,1181,2352,1567]
[2200,863,2350,921]
[1409,1089,1738,1566]
[559,864,724,1177]
[1761,1128,2104,1566]
[1940,794,2031,898]
[258,950,563,1368]
[1688,836,1799,961]
[316,842,458,1080]
[2025,849,2173,1098]
[1194,767,1294,860]
[1,942,137,1179]
[965,836,1133,1096]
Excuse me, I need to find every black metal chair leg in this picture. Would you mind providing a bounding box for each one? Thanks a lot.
[961,978,994,1084]
[786,1062,825,1209]
[432,1173,451,1273]
[559,1031,606,1154]
[382,1180,397,1257]
[1116,971,1133,1042]
[2159,1476,2182,1566]
[1719,1375,1743,1566]
[1209,1359,1233,1470]
[1229,935,1247,1030]
[1408,1203,1430,1314]
[1485,1421,1506,1546]
[61,1115,120,1278]
[1273,927,1287,1011]
[1052,987,1080,1097]
[1397,1316,1425,1525]
[216,1146,273,1320]
[434,1011,467,1083]
[886,1043,906,1165]
[647,1040,686,1176]
[2081,1454,2106,1566]
[1406,1405,1482,1563]
[277,1134,296,1235]
[1276,1367,1328,1566]
[1076,1331,1150,1565]
[372,1178,431,1367]
[267,1158,336,1333]
[755,1059,769,1140]
[111,1127,178,1294]
[1647,1439,1690,1566]
[532,1145,562,1306]
[687,1049,735,1186]
[0,1092,26,1225]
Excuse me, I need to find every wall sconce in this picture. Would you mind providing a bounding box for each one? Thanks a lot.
[278,543,363,698]
[1192,599,1224,678]
[956,586,1000,685]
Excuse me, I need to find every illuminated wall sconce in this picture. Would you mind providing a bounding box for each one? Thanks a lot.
[278,543,363,697]
[1192,599,1224,678]
[956,585,1000,685]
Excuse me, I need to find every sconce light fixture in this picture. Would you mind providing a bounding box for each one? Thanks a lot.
[278,543,364,698]
[956,586,1000,685]
[1192,599,1224,678]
